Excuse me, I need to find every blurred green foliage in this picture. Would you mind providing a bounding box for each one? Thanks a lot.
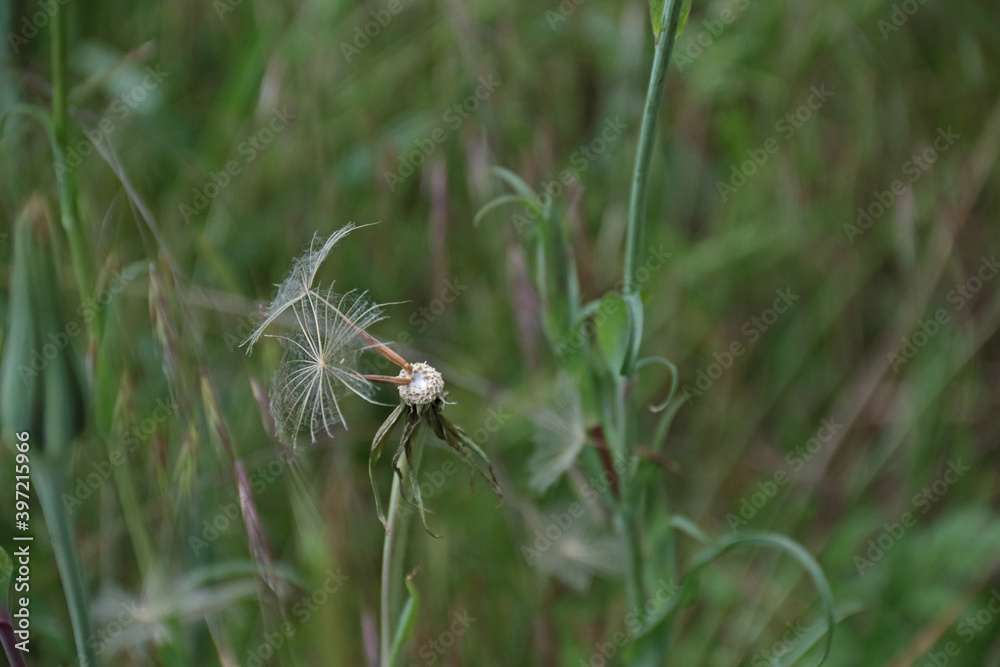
[1,0,999,665]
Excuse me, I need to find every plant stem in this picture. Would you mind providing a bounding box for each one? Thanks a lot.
[50,0,68,154]
[624,0,684,295]
[33,459,97,667]
[379,433,424,667]
[617,0,685,621]
[614,377,647,612]
[51,2,96,336]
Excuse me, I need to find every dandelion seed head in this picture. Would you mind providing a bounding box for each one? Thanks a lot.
[269,288,385,442]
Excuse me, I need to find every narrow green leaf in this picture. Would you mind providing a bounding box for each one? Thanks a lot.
[649,0,665,40]
[676,0,692,38]
[595,292,630,375]
[649,0,691,41]
[620,291,644,376]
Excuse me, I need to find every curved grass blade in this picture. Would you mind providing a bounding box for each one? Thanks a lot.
[638,530,836,667]
[488,165,538,202]
[473,194,540,226]
[771,602,863,667]
[666,514,711,545]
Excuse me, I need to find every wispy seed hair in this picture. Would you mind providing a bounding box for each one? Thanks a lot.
[269,287,385,442]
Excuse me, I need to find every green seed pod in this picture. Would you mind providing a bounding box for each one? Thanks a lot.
[0,194,87,457]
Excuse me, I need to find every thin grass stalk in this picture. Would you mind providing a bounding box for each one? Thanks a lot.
[379,430,425,667]
[51,1,95,335]
[43,8,98,664]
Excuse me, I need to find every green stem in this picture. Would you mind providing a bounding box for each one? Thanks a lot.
[614,376,646,613]
[618,508,646,609]
[618,0,684,623]
[33,459,97,667]
[51,2,96,337]
[624,0,684,295]
[50,1,68,148]
[379,435,424,667]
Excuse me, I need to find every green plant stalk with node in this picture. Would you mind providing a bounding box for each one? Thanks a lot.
[477,0,837,664]
[615,0,688,621]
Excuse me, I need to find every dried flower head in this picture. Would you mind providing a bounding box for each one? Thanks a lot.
[397,362,444,406]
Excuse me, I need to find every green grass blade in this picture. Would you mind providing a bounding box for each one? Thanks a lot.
[472,194,538,226]
[637,531,836,667]
[489,165,538,202]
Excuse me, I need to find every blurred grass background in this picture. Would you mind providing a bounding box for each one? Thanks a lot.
[1,0,1000,665]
